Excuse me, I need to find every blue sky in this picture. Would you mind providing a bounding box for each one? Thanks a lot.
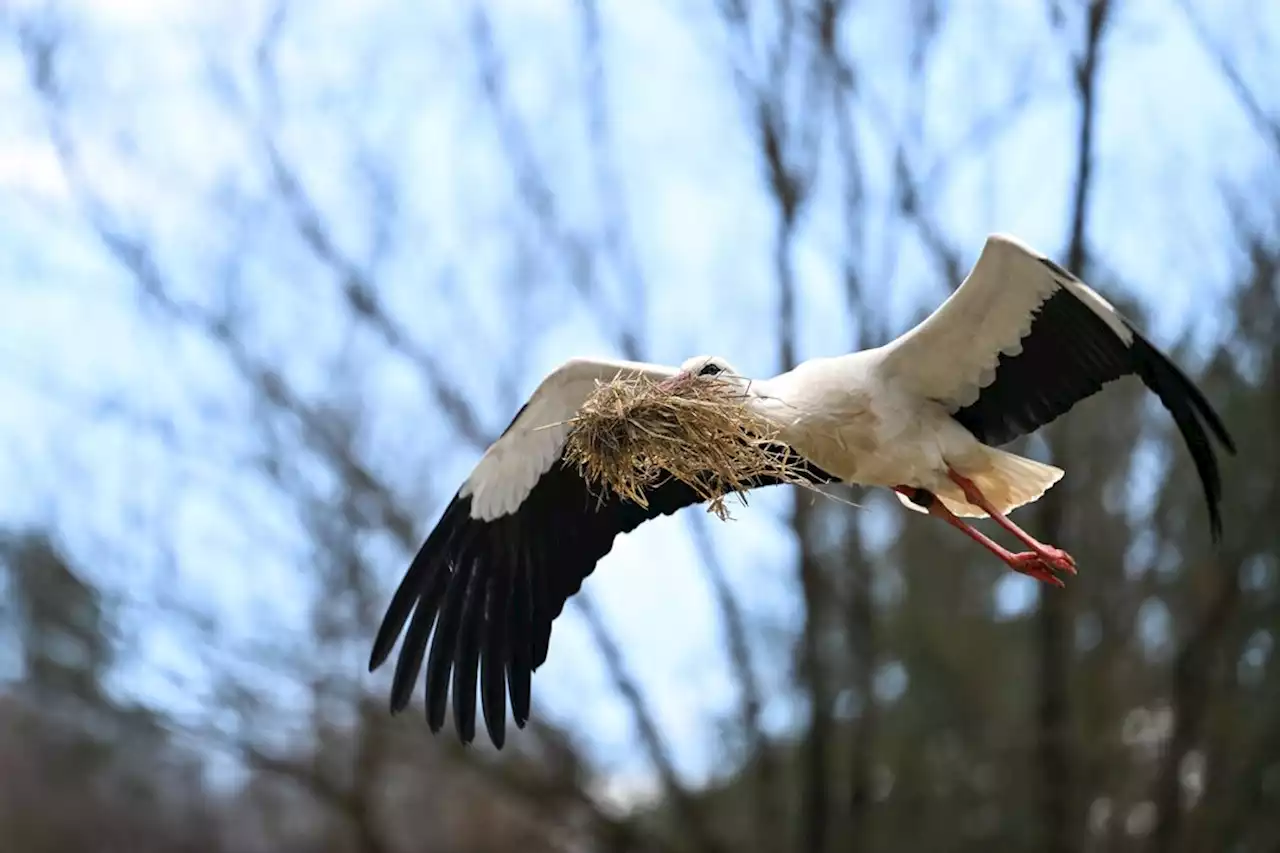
[1,0,1277,804]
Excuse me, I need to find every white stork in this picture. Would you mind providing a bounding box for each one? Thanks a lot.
[369,233,1235,748]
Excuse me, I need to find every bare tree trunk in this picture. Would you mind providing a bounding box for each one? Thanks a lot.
[1038,4,1111,852]
[844,523,875,852]
[1142,25,1280,850]
[1034,553,1073,853]
[349,702,394,853]
[469,11,736,849]
[774,206,831,853]
[579,596,729,853]
[688,515,778,853]
[717,4,830,847]
[1147,563,1241,853]
[819,8,884,844]
[794,498,831,853]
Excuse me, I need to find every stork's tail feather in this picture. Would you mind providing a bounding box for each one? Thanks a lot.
[896,449,1065,519]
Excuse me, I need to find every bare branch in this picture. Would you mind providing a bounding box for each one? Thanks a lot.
[846,60,964,290]
[819,0,887,351]
[1035,3,1113,851]
[18,40,462,559]
[834,2,962,291]
[1172,0,1280,164]
[812,11,881,844]
[842,521,875,848]
[253,0,290,122]
[577,593,729,853]
[715,5,838,851]
[892,148,964,289]
[1147,559,1241,853]
[242,744,395,853]
[1147,237,1280,852]
[260,142,493,449]
[577,0,647,360]
[468,5,639,356]
[916,82,1037,202]
[685,513,778,844]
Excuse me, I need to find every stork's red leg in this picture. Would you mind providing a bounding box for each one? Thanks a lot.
[944,469,1077,575]
[894,487,1066,587]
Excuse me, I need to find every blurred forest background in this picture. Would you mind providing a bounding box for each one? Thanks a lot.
[1,0,1277,851]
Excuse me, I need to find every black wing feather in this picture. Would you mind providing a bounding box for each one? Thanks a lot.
[370,496,468,672]
[387,568,445,712]
[424,557,472,731]
[506,528,535,727]
[480,562,511,748]
[451,559,489,744]
[370,442,834,748]
[1128,330,1235,539]
[951,262,1235,539]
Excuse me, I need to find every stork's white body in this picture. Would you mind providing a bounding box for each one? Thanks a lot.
[754,350,1061,519]
[371,233,1235,751]
[756,356,935,483]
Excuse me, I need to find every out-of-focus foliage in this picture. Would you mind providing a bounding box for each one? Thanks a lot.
[1,1,1277,852]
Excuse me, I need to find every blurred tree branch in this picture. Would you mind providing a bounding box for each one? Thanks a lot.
[15,15,688,853]
[814,4,882,848]
[8,2,1279,851]
[464,8,746,850]
[260,142,492,448]
[468,5,641,357]
[576,9,771,815]
[1034,3,1112,851]
[1148,238,1279,853]
[578,596,727,853]
[577,0,648,358]
[716,4,834,851]
[1173,0,1280,163]
[685,512,773,815]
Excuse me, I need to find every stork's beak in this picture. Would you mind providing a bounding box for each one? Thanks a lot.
[656,372,688,391]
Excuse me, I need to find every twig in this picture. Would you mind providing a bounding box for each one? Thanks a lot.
[577,0,647,360]
[261,142,492,449]
[1035,4,1112,851]
[1148,241,1278,847]
[1172,0,1280,164]
[686,513,779,837]
[714,3,832,849]
[468,4,639,353]
[577,593,729,853]
[471,11,742,851]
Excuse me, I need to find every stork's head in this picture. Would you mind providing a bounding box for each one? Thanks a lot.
[677,354,739,380]
[660,355,750,393]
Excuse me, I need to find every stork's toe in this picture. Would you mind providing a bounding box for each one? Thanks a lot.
[1006,552,1068,587]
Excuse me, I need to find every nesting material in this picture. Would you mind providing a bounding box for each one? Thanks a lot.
[563,371,810,519]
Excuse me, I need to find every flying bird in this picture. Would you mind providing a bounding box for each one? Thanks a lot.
[369,233,1235,748]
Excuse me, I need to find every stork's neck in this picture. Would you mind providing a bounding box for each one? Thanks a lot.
[744,376,809,430]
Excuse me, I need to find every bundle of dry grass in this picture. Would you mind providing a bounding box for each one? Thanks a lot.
[562,372,812,519]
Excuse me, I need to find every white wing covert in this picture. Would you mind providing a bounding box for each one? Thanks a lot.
[461,357,680,521]
[875,233,1234,538]
[875,234,1129,411]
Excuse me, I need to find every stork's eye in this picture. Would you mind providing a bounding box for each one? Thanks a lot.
[698,363,724,377]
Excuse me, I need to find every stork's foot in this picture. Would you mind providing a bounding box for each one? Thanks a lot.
[943,468,1079,576]
[1004,551,1069,587]
[1034,545,1077,576]
[897,485,1077,587]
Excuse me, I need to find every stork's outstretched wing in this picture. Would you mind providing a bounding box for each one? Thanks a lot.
[368,357,832,748]
[875,234,1235,537]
